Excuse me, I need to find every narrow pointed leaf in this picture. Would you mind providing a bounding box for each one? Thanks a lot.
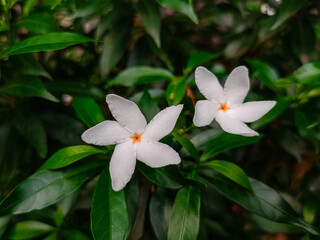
[8,221,55,240]
[0,161,104,216]
[40,145,105,170]
[202,160,253,192]
[1,32,94,58]
[73,97,105,128]
[91,166,129,240]
[168,186,201,240]
[172,132,199,161]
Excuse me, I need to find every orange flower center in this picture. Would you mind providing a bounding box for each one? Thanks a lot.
[131,133,141,143]
[219,103,229,112]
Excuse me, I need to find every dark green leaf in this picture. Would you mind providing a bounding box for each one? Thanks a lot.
[0,76,59,102]
[201,133,262,161]
[202,160,252,192]
[62,230,91,240]
[155,0,198,23]
[204,174,319,235]
[91,166,129,240]
[137,0,161,48]
[9,54,51,79]
[17,12,58,34]
[0,161,104,216]
[166,80,187,105]
[251,97,291,129]
[168,186,201,240]
[149,188,172,240]
[271,0,306,30]
[40,145,105,170]
[14,114,48,158]
[73,97,105,127]
[247,59,280,92]
[0,32,94,58]
[0,216,10,239]
[107,66,173,87]
[8,221,54,240]
[186,52,221,70]
[138,89,160,122]
[286,62,320,85]
[172,132,199,161]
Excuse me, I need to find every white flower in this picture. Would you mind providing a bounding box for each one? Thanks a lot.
[193,66,276,136]
[81,94,183,191]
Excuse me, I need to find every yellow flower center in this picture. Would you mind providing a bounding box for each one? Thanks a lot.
[131,133,141,143]
[219,103,229,112]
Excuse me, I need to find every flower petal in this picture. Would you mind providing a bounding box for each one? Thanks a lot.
[215,111,258,136]
[142,105,183,141]
[106,94,147,133]
[224,66,250,107]
[110,140,136,191]
[195,66,224,102]
[136,141,181,168]
[230,101,276,123]
[81,120,131,145]
[193,100,219,127]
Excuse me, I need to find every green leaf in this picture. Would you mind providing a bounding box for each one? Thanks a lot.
[91,166,129,240]
[137,0,161,48]
[17,12,58,34]
[8,54,51,79]
[107,66,173,87]
[156,0,198,24]
[247,59,280,92]
[168,186,201,240]
[202,160,252,192]
[166,80,187,105]
[62,230,91,240]
[0,216,10,239]
[201,133,262,161]
[73,97,105,127]
[14,114,48,158]
[0,76,59,102]
[186,52,221,70]
[172,132,199,161]
[149,188,172,240]
[100,18,133,76]
[138,89,160,122]
[0,161,104,216]
[0,32,94,58]
[271,0,306,30]
[251,97,291,129]
[286,62,320,85]
[8,221,54,240]
[40,145,105,170]
[204,174,319,235]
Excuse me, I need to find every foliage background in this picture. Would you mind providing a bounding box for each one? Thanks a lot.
[1,0,320,239]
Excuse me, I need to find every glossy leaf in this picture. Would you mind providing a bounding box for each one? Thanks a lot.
[137,0,161,47]
[247,59,279,92]
[186,52,220,70]
[202,160,252,192]
[271,0,306,30]
[168,186,201,240]
[286,62,320,85]
[149,188,172,240]
[251,97,291,129]
[0,161,104,216]
[156,0,198,23]
[0,32,94,58]
[91,166,129,240]
[172,132,199,161]
[40,145,105,170]
[201,133,262,161]
[166,80,187,105]
[106,66,173,87]
[0,76,59,102]
[204,174,319,235]
[138,89,160,122]
[73,97,105,127]
[8,221,54,240]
